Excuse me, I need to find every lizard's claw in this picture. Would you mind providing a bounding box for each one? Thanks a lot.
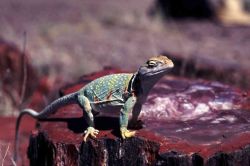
[120,127,136,139]
[83,127,99,142]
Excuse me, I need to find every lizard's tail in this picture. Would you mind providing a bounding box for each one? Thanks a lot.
[14,92,79,162]
[14,109,39,162]
[36,92,79,119]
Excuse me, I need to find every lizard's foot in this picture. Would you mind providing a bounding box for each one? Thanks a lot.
[128,120,144,130]
[120,127,136,139]
[83,127,99,142]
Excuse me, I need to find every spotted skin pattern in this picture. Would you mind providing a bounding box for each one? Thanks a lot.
[82,73,133,105]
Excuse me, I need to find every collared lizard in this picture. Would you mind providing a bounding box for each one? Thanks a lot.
[14,55,174,161]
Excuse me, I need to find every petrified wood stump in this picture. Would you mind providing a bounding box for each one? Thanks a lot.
[27,69,250,166]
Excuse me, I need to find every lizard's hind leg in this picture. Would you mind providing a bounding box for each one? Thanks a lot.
[77,95,99,141]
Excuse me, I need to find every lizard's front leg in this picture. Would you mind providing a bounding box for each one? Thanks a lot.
[129,102,144,129]
[120,96,137,139]
[78,95,99,141]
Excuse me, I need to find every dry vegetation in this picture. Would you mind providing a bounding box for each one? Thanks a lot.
[0,143,16,166]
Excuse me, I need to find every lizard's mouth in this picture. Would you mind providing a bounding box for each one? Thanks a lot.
[142,69,168,77]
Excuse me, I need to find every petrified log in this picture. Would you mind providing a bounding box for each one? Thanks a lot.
[26,69,250,165]
[28,132,159,166]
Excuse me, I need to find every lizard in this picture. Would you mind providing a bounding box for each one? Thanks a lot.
[14,55,174,161]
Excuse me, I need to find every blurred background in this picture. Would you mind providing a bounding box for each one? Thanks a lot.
[1,0,250,164]
[0,0,249,77]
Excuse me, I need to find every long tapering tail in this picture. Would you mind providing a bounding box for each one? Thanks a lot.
[14,109,39,161]
[14,92,79,162]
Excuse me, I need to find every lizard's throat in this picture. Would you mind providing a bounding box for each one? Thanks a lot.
[141,76,161,93]
[133,73,164,97]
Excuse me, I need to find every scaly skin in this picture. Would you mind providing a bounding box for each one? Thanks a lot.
[14,55,174,161]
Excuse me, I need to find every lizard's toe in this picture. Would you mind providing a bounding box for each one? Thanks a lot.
[90,129,99,138]
[120,127,136,139]
[83,127,99,142]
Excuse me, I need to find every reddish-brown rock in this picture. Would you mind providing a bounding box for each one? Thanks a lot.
[0,38,66,114]
[0,38,38,114]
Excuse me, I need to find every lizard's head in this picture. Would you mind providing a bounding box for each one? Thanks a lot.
[137,55,174,80]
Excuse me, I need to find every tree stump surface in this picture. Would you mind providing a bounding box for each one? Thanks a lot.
[27,68,250,166]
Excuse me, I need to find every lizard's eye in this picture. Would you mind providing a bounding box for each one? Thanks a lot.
[147,60,157,67]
